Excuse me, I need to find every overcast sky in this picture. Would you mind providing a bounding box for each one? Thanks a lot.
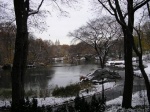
[0,0,97,45]
[36,0,146,45]
[1,0,147,45]
[34,0,96,45]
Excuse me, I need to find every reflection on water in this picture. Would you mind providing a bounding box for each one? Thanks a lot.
[49,63,99,88]
[0,63,99,96]
[25,68,55,91]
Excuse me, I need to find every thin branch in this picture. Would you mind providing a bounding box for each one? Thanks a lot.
[114,0,127,27]
[28,0,44,16]
[98,0,115,16]
[133,0,150,12]
[147,2,150,18]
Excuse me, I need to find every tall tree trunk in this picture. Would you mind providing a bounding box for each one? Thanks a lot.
[11,0,28,111]
[11,0,43,111]
[122,32,134,108]
[20,16,28,101]
[122,1,134,108]
[11,32,25,111]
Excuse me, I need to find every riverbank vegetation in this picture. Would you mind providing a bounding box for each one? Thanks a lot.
[52,82,92,97]
[0,82,92,98]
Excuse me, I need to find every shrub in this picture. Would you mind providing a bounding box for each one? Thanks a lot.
[52,83,81,97]
[25,89,36,97]
[74,94,106,112]
[52,82,92,97]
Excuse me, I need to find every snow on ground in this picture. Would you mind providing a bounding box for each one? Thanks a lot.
[106,96,122,106]
[106,90,148,106]
[36,89,149,111]
[134,62,150,80]
[36,82,116,107]
[132,90,148,107]
[4,81,147,110]
[80,82,116,97]
[0,100,11,107]
[0,82,116,107]
[106,90,149,112]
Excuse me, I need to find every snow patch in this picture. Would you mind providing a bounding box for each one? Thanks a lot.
[106,90,148,107]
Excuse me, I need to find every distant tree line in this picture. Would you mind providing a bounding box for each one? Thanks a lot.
[0,22,117,66]
[1,21,150,66]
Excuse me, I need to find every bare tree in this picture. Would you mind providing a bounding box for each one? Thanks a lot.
[69,16,121,101]
[12,0,44,111]
[69,16,121,68]
[96,0,150,108]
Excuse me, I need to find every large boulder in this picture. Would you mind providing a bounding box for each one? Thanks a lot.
[90,69,121,81]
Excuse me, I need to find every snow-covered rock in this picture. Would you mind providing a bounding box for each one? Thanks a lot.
[89,69,121,81]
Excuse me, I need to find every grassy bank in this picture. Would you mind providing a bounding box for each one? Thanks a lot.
[52,82,92,97]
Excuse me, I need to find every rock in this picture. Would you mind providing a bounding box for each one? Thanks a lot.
[91,69,121,81]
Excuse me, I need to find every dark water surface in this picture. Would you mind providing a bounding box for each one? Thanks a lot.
[0,63,99,97]
[0,63,146,99]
